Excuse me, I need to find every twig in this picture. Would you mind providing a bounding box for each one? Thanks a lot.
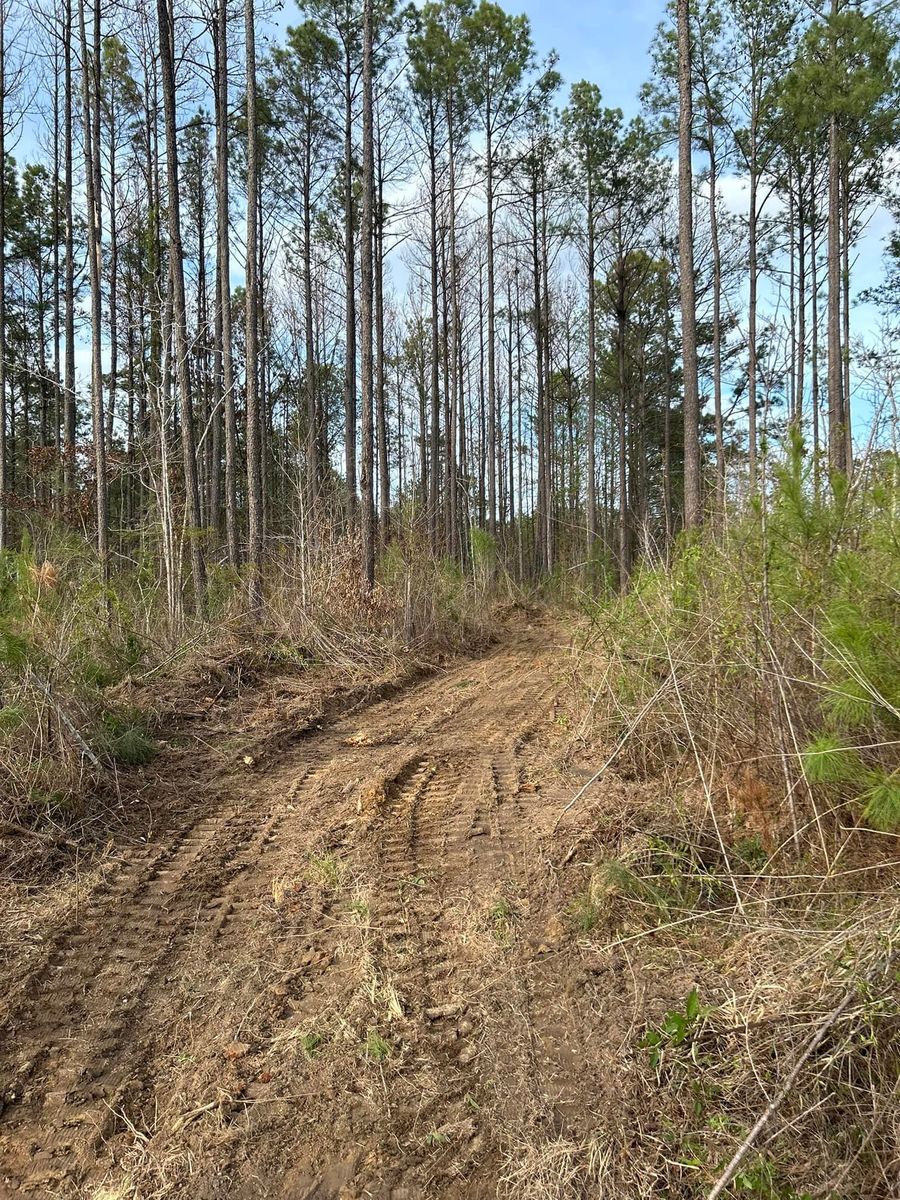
[660,635,746,917]
[707,954,897,1200]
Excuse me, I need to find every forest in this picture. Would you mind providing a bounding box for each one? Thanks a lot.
[0,0,898,1196]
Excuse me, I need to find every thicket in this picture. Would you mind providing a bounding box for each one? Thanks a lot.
[558,442,900,1198]
[578,436,900,843]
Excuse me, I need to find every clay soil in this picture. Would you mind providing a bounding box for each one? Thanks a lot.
[0,620,669,1199]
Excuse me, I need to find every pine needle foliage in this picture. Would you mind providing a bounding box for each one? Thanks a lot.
[581,436,900,840]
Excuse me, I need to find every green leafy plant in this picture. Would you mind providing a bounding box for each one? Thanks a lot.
[299,1031,325,1058]
[640,987,709,1070]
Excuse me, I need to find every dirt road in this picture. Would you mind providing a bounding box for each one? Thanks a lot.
[0,622,646,1199]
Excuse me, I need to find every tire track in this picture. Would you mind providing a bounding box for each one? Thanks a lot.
[0,622,563,1197]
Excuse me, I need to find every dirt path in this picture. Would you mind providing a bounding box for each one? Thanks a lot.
[0,621,646,1199]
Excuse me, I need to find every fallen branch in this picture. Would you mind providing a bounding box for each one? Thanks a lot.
[0,818,78,849]
[707,953,897,1200]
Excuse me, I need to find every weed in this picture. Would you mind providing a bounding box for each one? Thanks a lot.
[299,1031,324,1058]
[309,852,343,889]
[363,1029,391,1063]
[731,1155,814,1199]
[488,897,517,943]
[588,856,670,914]
[0,705,25,733]
[639,987,709,1071]
[96,711,157,766]
[732,834,769,870]
[567,892,601,933]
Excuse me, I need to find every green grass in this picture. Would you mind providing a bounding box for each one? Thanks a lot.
[488,897,517,943]
[299,1031,325,1058]
[567,892,601,933]
[363,1029,391,1063]
[309,852,343,889]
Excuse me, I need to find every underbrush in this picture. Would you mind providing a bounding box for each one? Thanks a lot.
[547,778,899,1199]
[0,523,503,843]
[560,442,900,1198]
[577,437,899,845]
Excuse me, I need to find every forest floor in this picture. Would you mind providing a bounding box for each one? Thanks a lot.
[0,614,676,1200]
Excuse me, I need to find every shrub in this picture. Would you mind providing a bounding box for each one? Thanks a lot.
[578,438,900,842]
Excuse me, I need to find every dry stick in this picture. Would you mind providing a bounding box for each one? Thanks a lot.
[758,621,830,865]
[707,954,897,1200]
[28,671,102,770]
[0,818,78,848]
[708,1001,855,1199]
[551,678,673,834]
[818,1074,900,1198]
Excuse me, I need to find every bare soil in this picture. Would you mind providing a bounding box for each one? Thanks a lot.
[0,619,707,1199]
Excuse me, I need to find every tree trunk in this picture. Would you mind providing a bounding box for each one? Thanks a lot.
[359,0,375,589]
[427,116,440,553]
[748,124,759,490]
[840,159,852,475]
[213,0,239,568]
[375,132,390,545]
[303,112,318,516]
[0,3,7,552]
[63,0,76,509]
[704,99,724,512]
[485,123,497,537]
[616,258,628,586]
[796,158,805,429]
[586,171,597,557]
[826,112,843,476]
[107,99,119,445]
[343,43,357,513]
[810,148,821,496]
[78,0,109,585]
[243,0,264,609]
[158,0,207,614]
[677,0,701,529]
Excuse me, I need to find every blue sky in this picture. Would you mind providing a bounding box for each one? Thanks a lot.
[522,0,666,112]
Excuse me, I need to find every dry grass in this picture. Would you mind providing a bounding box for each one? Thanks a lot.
[546,584,900,1198]
[0,528,500,850]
